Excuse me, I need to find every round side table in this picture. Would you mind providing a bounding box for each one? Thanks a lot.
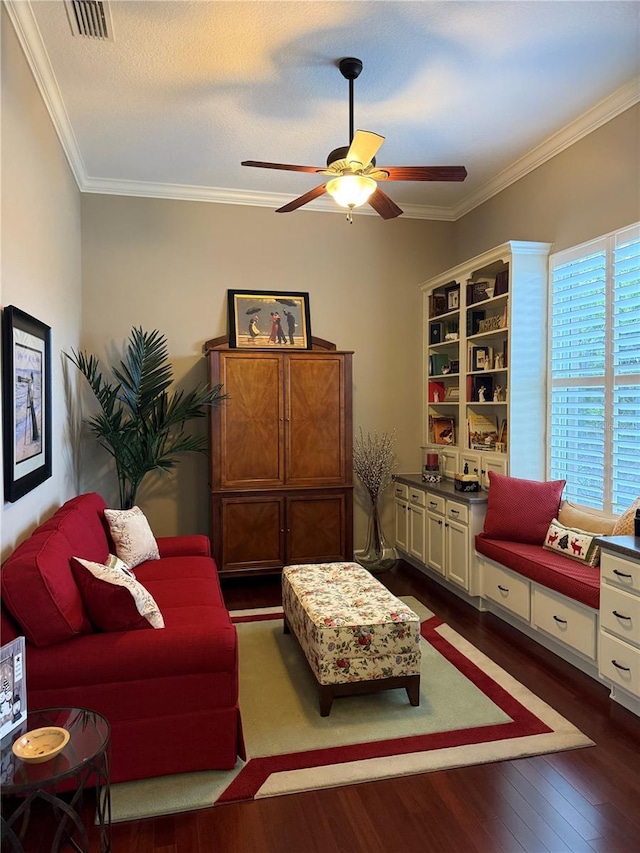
[1,707,111,853]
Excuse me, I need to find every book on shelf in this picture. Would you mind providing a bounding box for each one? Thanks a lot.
[494,269,509,296]
[467,309,486,336]
[430,415,456,445]
[429,322,443,344]
[429,353,450,376]
[467,412,498,450]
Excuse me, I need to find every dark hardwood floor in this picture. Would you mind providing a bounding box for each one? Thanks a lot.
[74,563,640,850]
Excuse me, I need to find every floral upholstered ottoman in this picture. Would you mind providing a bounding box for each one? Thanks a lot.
[282,562,422,716]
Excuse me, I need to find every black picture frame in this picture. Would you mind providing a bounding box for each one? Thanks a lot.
[2,306,52,502]
[227,290,312,349]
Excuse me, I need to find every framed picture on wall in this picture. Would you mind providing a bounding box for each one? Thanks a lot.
[227,290,312,349]
[2,306,52,502]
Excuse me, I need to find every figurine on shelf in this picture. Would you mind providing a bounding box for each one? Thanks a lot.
[434,390,440,402]
[493,386,503,402]
[494,353,504,370]
[478,385,487,402]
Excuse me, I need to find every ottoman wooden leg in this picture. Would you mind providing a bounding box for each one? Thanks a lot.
[319,685,335,717]
[406,675,421,707]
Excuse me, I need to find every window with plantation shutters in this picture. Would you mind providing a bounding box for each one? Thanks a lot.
[549,223,640,515]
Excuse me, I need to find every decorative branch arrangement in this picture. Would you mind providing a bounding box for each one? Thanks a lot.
[352,428,396,506]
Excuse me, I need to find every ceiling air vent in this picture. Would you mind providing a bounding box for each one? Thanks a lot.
[64,0,113,40]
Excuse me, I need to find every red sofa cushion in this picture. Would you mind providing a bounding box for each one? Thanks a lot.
[476,534,600,609]
[1,493,111,646]
[483,472,565,545]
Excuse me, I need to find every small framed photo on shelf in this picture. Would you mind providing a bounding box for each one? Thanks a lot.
[431,416,456,445]
[467,309,486,337]
[471,346,492,372]
[449,359,460,374]
[429,323,443,345]
[445,285,460,311]
[445,385,460,401]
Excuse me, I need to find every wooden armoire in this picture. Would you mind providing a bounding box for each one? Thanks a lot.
[205,336,353,576]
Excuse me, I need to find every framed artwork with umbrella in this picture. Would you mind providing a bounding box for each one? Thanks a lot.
[227,290,312,350]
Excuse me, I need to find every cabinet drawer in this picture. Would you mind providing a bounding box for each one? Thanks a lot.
[408,488,427,507]
[599,632,640,699]
[483,562,530,620]
[425,493,445,515]
[600,553,640,595]
[532,587,597,660]
[393,482,409,500]
[446,500,468,525]
[600,585,640,648]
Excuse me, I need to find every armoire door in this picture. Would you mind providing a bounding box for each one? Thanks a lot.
[286,491,351,564]
[217,494,285,573]
[215,352,285,489]
[285,354,349,486]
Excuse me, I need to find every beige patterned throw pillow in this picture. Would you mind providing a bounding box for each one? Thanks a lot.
[104,506,160,568]
[612,497,640,536]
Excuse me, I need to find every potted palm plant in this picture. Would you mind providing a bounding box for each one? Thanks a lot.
[66,327,226,509]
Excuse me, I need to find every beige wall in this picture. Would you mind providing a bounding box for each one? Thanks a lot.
[455,104,640,261]
[1,7,82,559]
[80,195,454,541]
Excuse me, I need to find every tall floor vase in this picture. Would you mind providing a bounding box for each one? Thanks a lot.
[354,495,397,574]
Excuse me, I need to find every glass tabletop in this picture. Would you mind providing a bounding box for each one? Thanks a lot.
[1,707,110,792]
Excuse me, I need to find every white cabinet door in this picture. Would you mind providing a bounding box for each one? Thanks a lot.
[395,499,408,552]
[446,518,470,589]
[409,504,426,562]
[426,510,445,575]
[481,455,508,489]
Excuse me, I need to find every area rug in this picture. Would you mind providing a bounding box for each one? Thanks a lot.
[108,597,593,822]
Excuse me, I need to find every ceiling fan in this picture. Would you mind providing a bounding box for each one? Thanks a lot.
[242,57,467,222]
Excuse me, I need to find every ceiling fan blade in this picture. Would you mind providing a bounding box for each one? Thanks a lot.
[346,130,385,169]
[368,187,403,220]
[276,183,327,213]
[242,160,322,174]
[379,166,467,182]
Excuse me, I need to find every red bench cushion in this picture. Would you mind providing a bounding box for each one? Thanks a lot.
[476,534,600,609]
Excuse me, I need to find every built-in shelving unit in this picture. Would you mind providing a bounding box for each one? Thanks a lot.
[421,241,552,488]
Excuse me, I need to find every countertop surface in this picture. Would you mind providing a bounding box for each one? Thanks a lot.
[596,535,640,561]
[394,473,489,505]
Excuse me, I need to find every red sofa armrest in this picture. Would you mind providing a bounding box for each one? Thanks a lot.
[156,535,211,559]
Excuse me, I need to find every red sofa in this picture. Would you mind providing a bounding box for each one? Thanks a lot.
[0,493,244,783]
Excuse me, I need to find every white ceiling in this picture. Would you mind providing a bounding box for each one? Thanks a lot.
[8,0,640,219]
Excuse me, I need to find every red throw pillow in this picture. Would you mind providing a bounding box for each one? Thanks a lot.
[71,558,164,633]
[483,472,566,545]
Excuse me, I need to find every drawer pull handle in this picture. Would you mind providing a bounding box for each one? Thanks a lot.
[429,501,437,507]
[450,509,459,516]
[411,494,419,501]
[613,569,633,578]
[553,615,567,624]
[497,585,509,593]
[611,660,631,672]
[612,610,632,621]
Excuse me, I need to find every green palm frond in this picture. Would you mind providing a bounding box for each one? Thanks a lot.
[65,328,226,508]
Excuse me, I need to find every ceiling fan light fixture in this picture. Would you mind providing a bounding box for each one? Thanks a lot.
[326,175,376,210]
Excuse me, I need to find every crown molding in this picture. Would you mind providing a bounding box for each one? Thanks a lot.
[451,76,640,220]
[5,0,88,187]
[80,176,455,220]
[8,1,639,222]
